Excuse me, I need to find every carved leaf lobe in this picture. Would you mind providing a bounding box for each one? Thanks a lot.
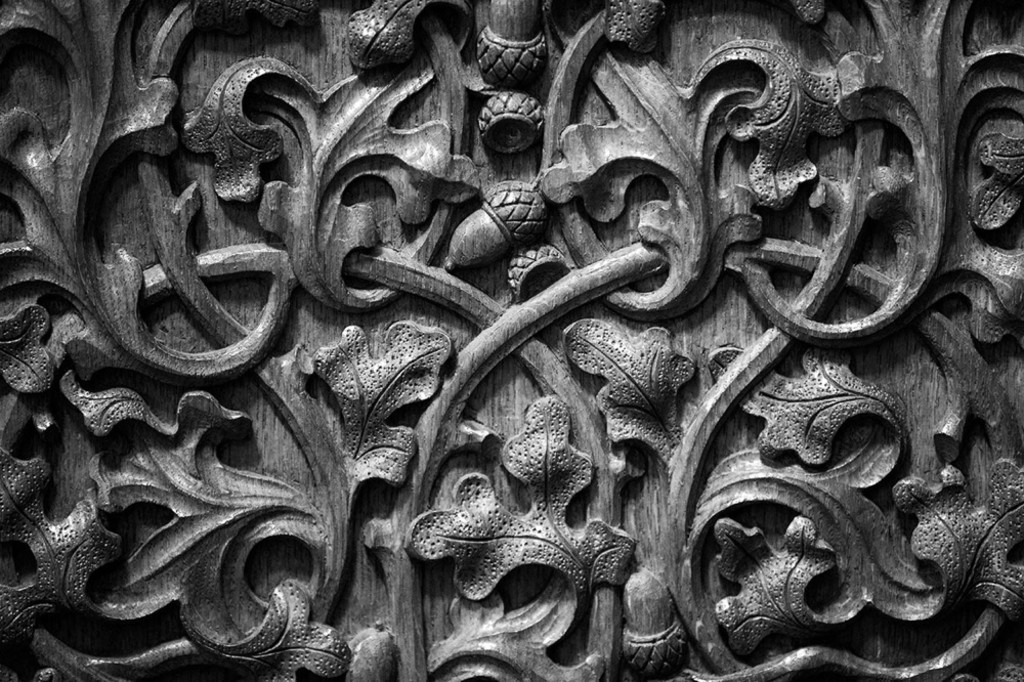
[408,397,634,601]
[564,319,693,463]
[743,349,906,467]
[313,321,451,486]
[894,460,1024,619]
[715,516,836,654]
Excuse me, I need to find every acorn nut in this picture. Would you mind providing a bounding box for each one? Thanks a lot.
[445,181,548,270]
[622,569,688,679]
[479,91,544,153]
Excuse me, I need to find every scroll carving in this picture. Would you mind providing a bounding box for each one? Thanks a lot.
[2,0,1024,680]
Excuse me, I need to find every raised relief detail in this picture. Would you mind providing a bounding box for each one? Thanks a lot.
[2,0,1024,680]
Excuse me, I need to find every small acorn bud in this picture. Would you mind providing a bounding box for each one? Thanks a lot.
[446,181,547,270]
[622,569,688,679]
[479,91,544,154]
[508,244,568,300]
[348,627,398,682]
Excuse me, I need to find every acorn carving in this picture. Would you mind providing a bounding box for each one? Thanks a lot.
[479,91,544,153]
[508,244,568,300]
[445,181,548,270]
[622,569,688,679]
[477,0,547,88]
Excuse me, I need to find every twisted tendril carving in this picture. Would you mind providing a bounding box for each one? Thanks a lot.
[0,0,1022,680]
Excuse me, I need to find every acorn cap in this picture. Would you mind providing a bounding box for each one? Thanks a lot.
[484,180,547,245]
[445,181,548,270]
[479,91,544,154]
[508,244,568,300]
[477,26,547,88]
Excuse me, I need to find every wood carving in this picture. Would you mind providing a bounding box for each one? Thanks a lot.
[3,0,1024,680]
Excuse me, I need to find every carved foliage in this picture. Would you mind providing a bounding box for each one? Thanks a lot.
[313,322,451,486]
[894,460,1024,619]
[348,0,471,69]
[690,41,846,209]
[605,0,665,53]
[183,580,351,682]
[0,305,54,394]
[192,0,318,34]
[743,349,906,467]
[79,382,327,626]
[428,580,603,681]
[565,319,694,463]
[0,447,120,643]
[970,132,1024,231]
[408,397,634,602]
[182,59,289,202]
[715,516,836,654]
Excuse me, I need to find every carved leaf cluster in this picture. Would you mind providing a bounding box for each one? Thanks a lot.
[183,580,351,682]
[0,446,120,643]
[192,0,318,34]
[348,0,471,69]
[894,460,1024,619]
[970,132,1024,231]
[715,516,836,654]
[409,397,634,602]
[565,319,693,463]
[0,305,54,394]
[70,380,326,625]
[313,321,451,486]
[691,40,846,209]
[743,349,906,467]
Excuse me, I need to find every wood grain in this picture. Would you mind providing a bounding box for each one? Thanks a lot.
[2,0,1024,680]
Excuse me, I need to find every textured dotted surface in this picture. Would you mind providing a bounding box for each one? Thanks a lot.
[714,516,836,655]
[409,397,634,602]
[314,321,451,486]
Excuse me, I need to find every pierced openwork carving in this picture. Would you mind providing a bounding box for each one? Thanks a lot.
[2,0,1024,680]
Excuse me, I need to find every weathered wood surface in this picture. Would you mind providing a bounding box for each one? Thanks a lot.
[2,0,1024,680]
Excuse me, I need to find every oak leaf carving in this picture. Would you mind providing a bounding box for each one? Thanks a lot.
[715,516,836,655]
[743,349,905,467]
[348,0,471,69]
[313,321,451,486]
[408,397,634,602]
[192,0,318,33]
[564,319,693,463]
[894,460,1024,619]
[182,59,291,202]
[689,40,846,209]
[60,372,173,437]
[84,386,327,621]
[0,305,54,394]
[0,447,120,643]
[971,132,1024,231]
[605,0,665,53]
[183,580,351,682]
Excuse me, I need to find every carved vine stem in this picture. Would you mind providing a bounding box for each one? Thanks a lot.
[363,242,661,677]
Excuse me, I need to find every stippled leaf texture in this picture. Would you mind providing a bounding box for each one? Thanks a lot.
[895,460,1024,619]
[743,349,905,467]
[313,321,451,486]
[565,319,693,463]
[0,447,119,643]
[409,397,634,603]
[715,516,836,654]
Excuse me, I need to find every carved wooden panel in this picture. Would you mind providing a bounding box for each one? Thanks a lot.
[2,0,1024,680]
